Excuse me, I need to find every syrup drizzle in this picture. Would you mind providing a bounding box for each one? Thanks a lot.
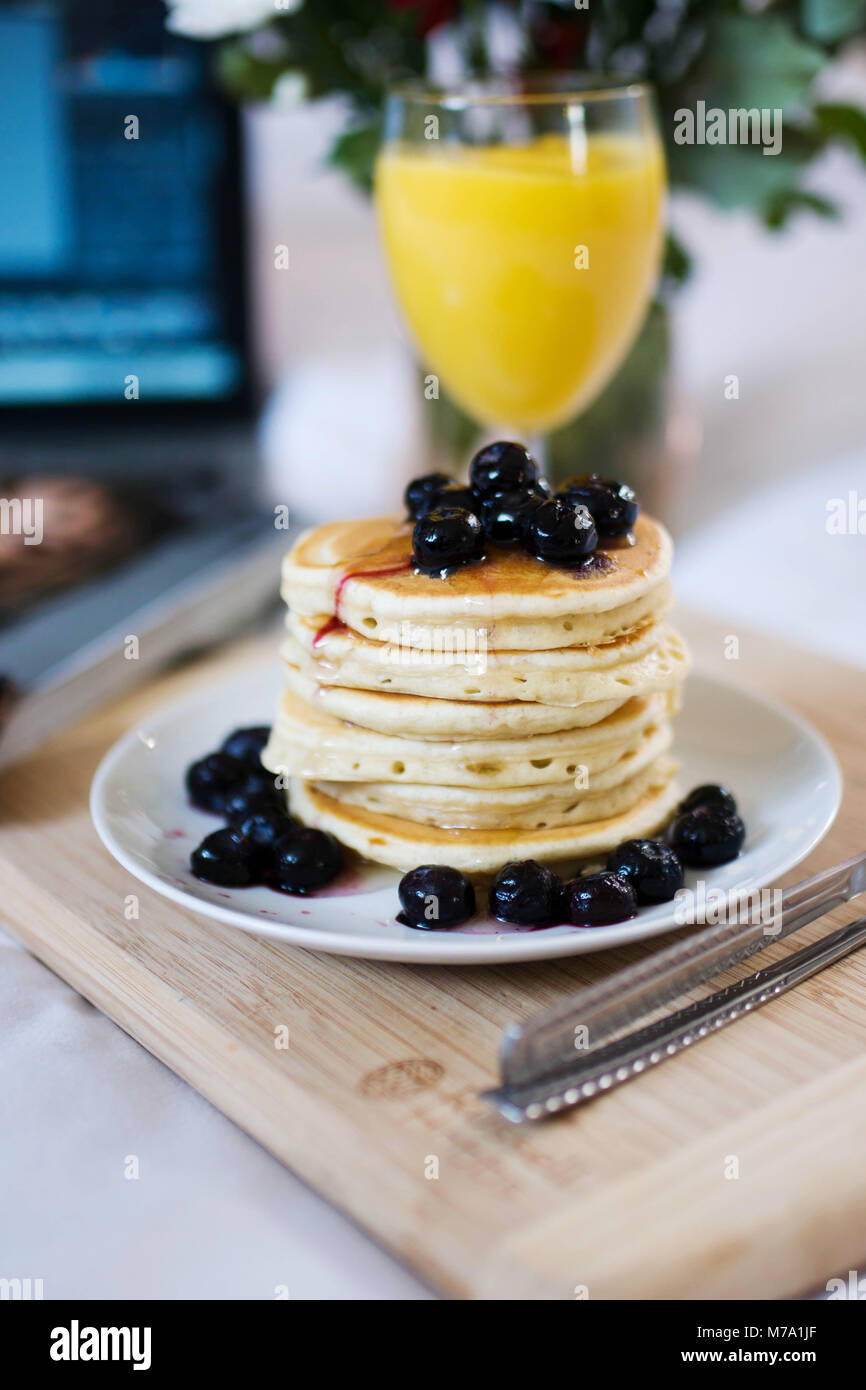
[333,558,412,619]
[310,552,412,646]
[312,615,345,646]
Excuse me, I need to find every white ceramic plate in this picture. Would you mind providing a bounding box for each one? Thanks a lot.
[90,666,841,964]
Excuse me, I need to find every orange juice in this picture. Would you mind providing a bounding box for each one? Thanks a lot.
[376,133,665,432]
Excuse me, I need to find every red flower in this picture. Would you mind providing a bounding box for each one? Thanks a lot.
[529,8,589,69]
[387,0,461,37]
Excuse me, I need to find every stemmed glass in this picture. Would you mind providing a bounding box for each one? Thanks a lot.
[375,75,665,458]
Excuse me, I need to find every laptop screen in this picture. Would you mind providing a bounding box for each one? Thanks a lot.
[0,1,247,409]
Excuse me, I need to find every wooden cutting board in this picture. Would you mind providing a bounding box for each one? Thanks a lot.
[1,610,864,1300]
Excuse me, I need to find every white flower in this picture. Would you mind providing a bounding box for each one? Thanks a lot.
[272,70,308,106]
[165,0,302,41]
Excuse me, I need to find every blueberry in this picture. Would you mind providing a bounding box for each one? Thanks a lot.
[185,751,245,814]
[239,807,299,851]
[190,827,258,886]
[558,474,639,537]
[670,807,745,867]
[398,865,476,929]
[489,860,563,926]
[271,827,342,893]
[418,481,480,518]
[238,808,299,872]
[606,838,684,904]
[224,770,283,824]
[469,441,538,498]
[220,725,271,768]
[566,871,637,926]
[412,507,484,576]
[405,472,452,519]
[678,784,738,817]
[479,487,547,545]
[242,769,283,800]
[523,497,598,567]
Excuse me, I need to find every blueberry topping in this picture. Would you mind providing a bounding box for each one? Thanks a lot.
[678,784,738,817]
[242,768,283,800]
[566,871,637,926]
[412,506,484,576]
[238,808,300,870]
[669,807,745,867]
[558,474,639,537]
[224,789,278,825]
[480,487,547,545]
[419,481,480,518]
[185,751,245,814]
[469,441,538,498]
[523,497,598,567]
[398,864,476,929]
[220,725,271,768]
[606,838,684,904]
[271,827,342,893]
[223,770,283,824]
[190,827,258,886]
[489,860,563,926]
[404,472,452,519]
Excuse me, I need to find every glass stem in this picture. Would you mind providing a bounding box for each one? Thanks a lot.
[527,432,548,472]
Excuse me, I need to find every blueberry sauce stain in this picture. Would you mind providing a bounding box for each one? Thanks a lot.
[312,616,346,646]
[334,558,412,620]
[573,551,616,576]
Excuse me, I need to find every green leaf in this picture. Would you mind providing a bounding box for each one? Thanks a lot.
[662,230,692,286]
[215,43,286,102]
[676,14,825,113]
[813,102,866,160]
[762,188,839,228]
[801,0,866,42]
[668,140,810,211]
[327,123,382,194]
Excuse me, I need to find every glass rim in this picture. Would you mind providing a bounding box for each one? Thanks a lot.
[386,72,653,109]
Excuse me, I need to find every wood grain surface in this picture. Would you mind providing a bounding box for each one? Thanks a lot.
[1,610,864,1300]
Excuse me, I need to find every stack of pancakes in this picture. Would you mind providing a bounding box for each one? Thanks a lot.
[263,514,690,873]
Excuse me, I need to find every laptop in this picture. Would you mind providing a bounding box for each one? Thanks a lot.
[0,0,288,765]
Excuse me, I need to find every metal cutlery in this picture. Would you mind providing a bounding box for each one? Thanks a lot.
[483,853,866,1123]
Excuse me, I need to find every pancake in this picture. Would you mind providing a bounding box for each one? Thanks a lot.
[282,512,673,643]
[281,660,636,739]
[323,730,674,828]
[263,687,671,788]
[282,620,690,706]
[290,581,673,653]
[289,760,681,873]
[272,502,689,875]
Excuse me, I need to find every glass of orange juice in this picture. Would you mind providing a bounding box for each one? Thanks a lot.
[375,75,665,446]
